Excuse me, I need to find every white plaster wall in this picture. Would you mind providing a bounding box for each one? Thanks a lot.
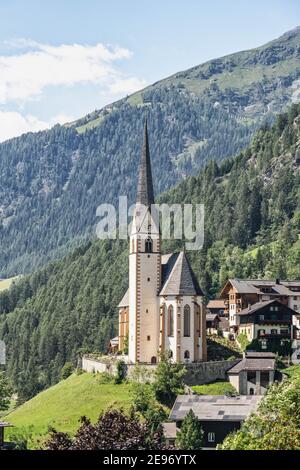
[128,248,137,363]
[180,297,195,363]
[228,374,240,392]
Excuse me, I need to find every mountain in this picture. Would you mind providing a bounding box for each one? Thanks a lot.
[1,27,300,276]
[0,103,299,400]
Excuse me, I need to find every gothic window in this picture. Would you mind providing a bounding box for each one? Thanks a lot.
[151,356,157,364]
[132,239,135,253]
[168,305,174,337]
[169,350,173,358]
[145,237,153,253]
[184,350,190,359]
[184,305,191,337]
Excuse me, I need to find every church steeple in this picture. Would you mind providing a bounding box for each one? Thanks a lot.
[136,120,154,207]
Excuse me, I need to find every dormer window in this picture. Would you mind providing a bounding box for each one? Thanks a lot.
[145,237,153,253]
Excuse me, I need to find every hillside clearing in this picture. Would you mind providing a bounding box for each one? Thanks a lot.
[5,373,132,448]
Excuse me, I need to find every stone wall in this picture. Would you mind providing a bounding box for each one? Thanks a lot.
[82,356,239,386]
[183,360,240,386]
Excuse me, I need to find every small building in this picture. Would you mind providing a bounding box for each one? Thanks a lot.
[206,313,221,335]
[227,352,279,395]
[0,422,13,449]
[169,395,262,448]
[207,299,226,316]
[162,422,179,447]
[108,337,119,354]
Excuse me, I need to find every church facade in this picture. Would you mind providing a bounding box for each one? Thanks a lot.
[118,122,207,364]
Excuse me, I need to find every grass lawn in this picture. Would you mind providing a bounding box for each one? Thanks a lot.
[5,372,132,448]
[0,276,19,292]
[192,381,236,395]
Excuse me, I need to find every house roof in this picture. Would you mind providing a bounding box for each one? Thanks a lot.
[207,299,226,310]
[221,279,300,297]
[118,289,129,308]
[109,337,119,346]
[206,313,220,322]
[219,317,229,330]
[0,422,12,428]
[160,251,204,297]
[237,299,296,316]
[227,356,276,374]
[169,395,262,422]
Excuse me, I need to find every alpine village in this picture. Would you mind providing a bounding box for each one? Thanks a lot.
[1,25,300,452]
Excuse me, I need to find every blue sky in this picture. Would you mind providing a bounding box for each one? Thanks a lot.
[0,0,299,141]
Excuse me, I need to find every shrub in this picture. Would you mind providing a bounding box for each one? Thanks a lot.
[60,362,74,381]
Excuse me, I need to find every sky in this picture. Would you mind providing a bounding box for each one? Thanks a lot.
[0,0,299,142]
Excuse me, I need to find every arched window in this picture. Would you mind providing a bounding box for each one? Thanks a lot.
[168,305,174,337]
[184,350,190,359]
[184,305,191,337]
[249,388,254,395]
[145,237,153,253]
[168,350,173,358]
[151,356,157,364]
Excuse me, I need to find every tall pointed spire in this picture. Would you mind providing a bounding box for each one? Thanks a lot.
[136,119,154,207]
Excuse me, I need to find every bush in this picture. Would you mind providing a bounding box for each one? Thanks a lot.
[97,372,114,384]
[60,362,74,381]
[115,360,127,384]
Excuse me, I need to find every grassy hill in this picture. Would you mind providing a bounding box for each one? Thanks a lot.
[5,372,132,448]
[1,27,300,276]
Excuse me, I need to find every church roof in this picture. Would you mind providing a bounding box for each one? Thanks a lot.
[136,120,154,207]
[160,251,204,297]
[118,289,129,307]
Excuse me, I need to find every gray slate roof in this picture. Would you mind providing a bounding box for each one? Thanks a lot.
[227,279,300,295]
[228,356,276,374]
[160,251,203,296]
[237,298,296,316]
[136,120,154,207]
[170,395,262,422]
[206,313,220,322]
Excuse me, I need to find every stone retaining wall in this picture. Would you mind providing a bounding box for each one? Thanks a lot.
[82,356,239,386]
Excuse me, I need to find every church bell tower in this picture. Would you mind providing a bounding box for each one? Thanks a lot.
[128,121,161,364]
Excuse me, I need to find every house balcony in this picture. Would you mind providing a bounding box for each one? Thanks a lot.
[258,333,290,339]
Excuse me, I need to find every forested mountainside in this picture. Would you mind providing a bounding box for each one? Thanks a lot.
[1,27,300,276]
[0,104,299,400]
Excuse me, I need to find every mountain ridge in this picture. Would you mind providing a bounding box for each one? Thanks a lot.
[1,27,300,276]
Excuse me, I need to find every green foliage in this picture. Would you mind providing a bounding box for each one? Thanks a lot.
[246,338,292,356]
[176,409,204,450]
[192,381,236,396]
[96,372,114,384]
[152,353,186,407]
[131,382,167,431]
[236,333,250,351]
[115,360,127,384]
[219,375,300,450]
[207,336,242,360]
[0,371,12,411]
[60,362,74,381]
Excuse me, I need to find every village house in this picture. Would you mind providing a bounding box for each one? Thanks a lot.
[169,394,262,448]
[220,279,300,348]
[227,351,280,395]
[206,313,221,335]
[207,299,226,316]
[116,122,207,364]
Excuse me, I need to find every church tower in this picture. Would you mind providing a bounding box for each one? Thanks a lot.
[128,121,161,364]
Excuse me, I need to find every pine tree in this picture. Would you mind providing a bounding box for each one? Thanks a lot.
[176,409,204,450]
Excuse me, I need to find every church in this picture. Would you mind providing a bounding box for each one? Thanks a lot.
[117,122,207,364]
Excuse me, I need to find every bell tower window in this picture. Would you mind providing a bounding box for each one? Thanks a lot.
[145,237,153,253]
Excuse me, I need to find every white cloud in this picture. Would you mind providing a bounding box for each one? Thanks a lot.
[0,39,146,104]
[0,110,74,142]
